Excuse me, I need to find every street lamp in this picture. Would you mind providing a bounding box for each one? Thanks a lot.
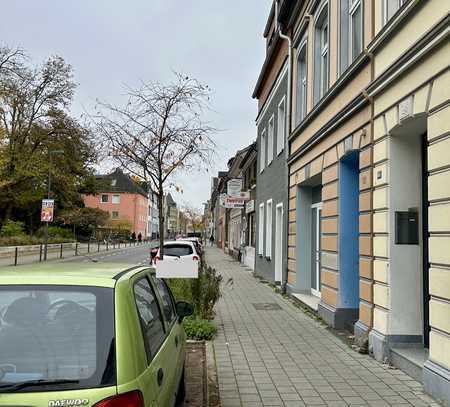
[43,148,64,261]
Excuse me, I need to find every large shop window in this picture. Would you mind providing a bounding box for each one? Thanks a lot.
[258,203,264,255]
[314,3,329,105]
[339,0,362,74]
[296,40,308,124]
[260,129,266,173]
[265,199,273,258]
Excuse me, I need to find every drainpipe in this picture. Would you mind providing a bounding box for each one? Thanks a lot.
[275,0,292,294]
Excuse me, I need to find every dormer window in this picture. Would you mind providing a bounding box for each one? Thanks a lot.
[111,179,117,187]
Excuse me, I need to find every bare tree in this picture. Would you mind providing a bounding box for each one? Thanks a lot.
[95,73,216,257]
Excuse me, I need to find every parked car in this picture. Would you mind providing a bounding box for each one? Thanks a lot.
[178,237,203,257]
[153,241,200,265]
[0,262,193,406]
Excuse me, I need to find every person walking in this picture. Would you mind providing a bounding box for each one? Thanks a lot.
[138,232,142,243]
[209,234,214,247]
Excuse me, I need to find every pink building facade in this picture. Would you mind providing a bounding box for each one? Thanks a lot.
[83,168,149,238]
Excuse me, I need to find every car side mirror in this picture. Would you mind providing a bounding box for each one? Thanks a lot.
[176,301,193,322]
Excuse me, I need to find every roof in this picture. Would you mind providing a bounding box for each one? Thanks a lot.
[0,263,153,288]
[263,1,275,38]
[239,142,257,169]
[95,168,147,197]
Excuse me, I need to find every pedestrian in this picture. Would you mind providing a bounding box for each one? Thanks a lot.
[138,232,142,243]
[209,234,214,247]
[131,232,136,241]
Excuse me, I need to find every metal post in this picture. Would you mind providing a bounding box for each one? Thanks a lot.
[14,247,18,266]
[88,241,90,253]
[75,242,78,256]
[118,241,121,249]
[106,241,109,251]
[39,244,43,262]
[60,243,63,259]
[98,241,100,252]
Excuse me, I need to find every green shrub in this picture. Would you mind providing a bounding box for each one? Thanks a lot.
[183,317,217,341]
[0,220,26,237]
[36,225,73,239]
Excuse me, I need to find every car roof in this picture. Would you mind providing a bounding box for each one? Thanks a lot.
[164,240,194,246]
[0,262,155,288]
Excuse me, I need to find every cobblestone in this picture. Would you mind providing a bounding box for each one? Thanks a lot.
[208,248,441,407]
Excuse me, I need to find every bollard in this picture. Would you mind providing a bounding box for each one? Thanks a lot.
[14,247,18,266]
[98,241,100,252]
[75,243,78,256]
[106,241,109,251]
[118,241,121,249]
[60,243,63,259]
[39,244,43,262]
[87,241,90,253]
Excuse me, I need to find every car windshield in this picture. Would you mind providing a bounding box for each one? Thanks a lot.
[0,285,115,392]
[164,244,193,257]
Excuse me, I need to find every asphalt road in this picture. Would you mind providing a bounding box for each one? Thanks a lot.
[65,242,157,266]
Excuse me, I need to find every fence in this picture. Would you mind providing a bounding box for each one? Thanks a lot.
[0,240,149,267]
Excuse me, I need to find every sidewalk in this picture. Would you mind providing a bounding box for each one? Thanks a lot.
[207,248,440,407]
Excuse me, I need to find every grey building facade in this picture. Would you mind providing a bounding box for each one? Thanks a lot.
[254,63,289,284]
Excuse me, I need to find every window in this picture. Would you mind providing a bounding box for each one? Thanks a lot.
[112,211,119,219]
[339,0,362,74]
[260,129,266,173]
[0,285,115,390]
[134,278,166,361]
[258,203,264,255]
[101,194,108,203]
[151,277,177,325]
[296,40,308,123]
[163,243,194,257]
[384,0,406,24]
[265,200,273,258]
[111,179,117,187]
[112,194,120,204]
[314,4,329,104]
[267,116,274,165]
[277,97,286,155]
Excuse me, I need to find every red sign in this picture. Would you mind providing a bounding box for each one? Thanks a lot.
[41,199,54,222]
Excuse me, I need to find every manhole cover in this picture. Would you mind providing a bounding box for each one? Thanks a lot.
[252,303,282,311]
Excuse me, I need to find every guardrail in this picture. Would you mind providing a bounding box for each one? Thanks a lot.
[0,240,149,267]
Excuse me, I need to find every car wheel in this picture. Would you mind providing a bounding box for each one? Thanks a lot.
[175,365,186,407]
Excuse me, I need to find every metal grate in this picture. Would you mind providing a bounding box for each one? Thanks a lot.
[252,303,282,311]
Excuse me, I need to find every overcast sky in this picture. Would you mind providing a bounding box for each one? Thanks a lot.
[0,0,272,209]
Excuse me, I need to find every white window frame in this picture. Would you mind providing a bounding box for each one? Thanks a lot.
[277,97,286,155]
[112,211,119,219]
[267,115,274,165]
[349,0,362,62]
[383,0,406,25]
[101,194,109,203]
[112,194,120,204]
[265,199,273,258]
[260,128,266,173]
[296,38,308,123]
[258,203,265,255]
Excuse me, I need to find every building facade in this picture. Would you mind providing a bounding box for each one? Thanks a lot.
[83,168,148,238]
[253,6,289,284]
[148,191,159,240]
[274,0,449,403]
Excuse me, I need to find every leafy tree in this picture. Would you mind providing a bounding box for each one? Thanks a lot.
[59,207,109,238]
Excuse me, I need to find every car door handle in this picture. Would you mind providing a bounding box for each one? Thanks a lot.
[157,368,164,386]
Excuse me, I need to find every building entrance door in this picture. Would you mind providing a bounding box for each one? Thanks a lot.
[311,203,322,297]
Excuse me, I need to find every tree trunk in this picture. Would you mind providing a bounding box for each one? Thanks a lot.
[158,187,165,259]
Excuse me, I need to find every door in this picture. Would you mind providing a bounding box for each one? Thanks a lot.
[311,203,322,297]
[275,204,283,283]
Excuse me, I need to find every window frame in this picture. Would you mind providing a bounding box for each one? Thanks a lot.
[260,128,266,173]
[258,203,265,255]
[313,2,330,105]
[296,37,308,124]
[319,19,329,99]
[101,194,109,203]
[111,211,119,219]
[265,199,273,259]
[383,0,406,25]
[151,275,178,328]
[267,115,274,165]
[349,0,362,62]
[277,96,286,155]
[133,275,167,364]
[112,194,120,204]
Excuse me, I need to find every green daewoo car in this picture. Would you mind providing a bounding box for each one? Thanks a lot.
[0,263,193,406]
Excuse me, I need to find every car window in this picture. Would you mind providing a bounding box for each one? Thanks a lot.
[152,277,177,325]
[133,277,166,361]
[164,244,193,257]
[0,285,115,392]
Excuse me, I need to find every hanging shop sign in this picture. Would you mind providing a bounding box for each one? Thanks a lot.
[221,196,246,209]
[227,178,243,197]
[41,199,54,222]
[246,200,255,214]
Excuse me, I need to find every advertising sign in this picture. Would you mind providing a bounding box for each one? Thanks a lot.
[41,199,54,222]
[221,196,246,209]
[246,200,255,214]
[227,178,243,197]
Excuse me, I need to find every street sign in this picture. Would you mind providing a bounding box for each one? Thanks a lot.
[41,199,54,222]
[227,178,242,197]
[246,200,255,213]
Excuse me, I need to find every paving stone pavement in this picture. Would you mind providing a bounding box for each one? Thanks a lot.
[207,248,442,407]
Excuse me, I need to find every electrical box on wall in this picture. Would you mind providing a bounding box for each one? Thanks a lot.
[395,209,419,245]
